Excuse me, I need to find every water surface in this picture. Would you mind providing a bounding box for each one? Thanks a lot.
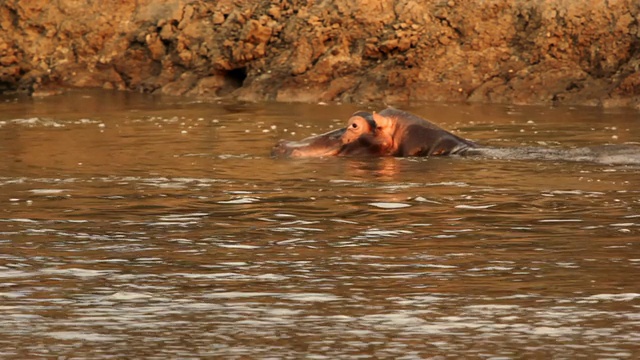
[0,91,639,359]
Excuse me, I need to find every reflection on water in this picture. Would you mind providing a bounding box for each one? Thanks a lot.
[0,91,639,358]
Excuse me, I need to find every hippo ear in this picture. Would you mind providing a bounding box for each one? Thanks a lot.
[372,111,392,129]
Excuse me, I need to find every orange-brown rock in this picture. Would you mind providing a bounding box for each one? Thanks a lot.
[1,0,639,108]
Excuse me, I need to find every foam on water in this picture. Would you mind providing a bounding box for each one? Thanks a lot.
[369,202,412,209]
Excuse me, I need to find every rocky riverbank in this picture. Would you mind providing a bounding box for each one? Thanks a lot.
[1,0,639,108]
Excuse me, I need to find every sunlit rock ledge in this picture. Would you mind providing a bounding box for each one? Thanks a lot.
[1,0,639,108]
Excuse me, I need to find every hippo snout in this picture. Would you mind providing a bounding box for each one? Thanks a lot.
[271,140,294,157]
[270,128,347,158]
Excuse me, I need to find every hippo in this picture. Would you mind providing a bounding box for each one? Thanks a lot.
[271,108,640,165]
[271,108,476,158]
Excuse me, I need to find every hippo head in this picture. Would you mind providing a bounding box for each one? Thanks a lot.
[271,110,399,158]
[271,124,386,158]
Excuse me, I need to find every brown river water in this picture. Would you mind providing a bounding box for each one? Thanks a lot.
[0,90,638,359]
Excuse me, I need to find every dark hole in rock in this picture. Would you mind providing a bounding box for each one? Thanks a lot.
[218,67,247,96]
[226,67,247,87]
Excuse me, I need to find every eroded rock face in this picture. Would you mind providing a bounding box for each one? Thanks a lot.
[1,0,639,107]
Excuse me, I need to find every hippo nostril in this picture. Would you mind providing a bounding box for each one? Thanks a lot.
[271,142,288,157]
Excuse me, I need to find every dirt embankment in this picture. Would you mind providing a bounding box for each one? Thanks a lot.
[1,0,639,107]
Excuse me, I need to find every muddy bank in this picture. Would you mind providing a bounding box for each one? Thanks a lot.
[1,0,639,107]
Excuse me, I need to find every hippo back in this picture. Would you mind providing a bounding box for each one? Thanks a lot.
[378,108,477,156]
[379,108,453,131]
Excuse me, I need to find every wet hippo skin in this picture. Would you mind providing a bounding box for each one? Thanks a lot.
[272,108,476,158]
[272,108,640,165]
